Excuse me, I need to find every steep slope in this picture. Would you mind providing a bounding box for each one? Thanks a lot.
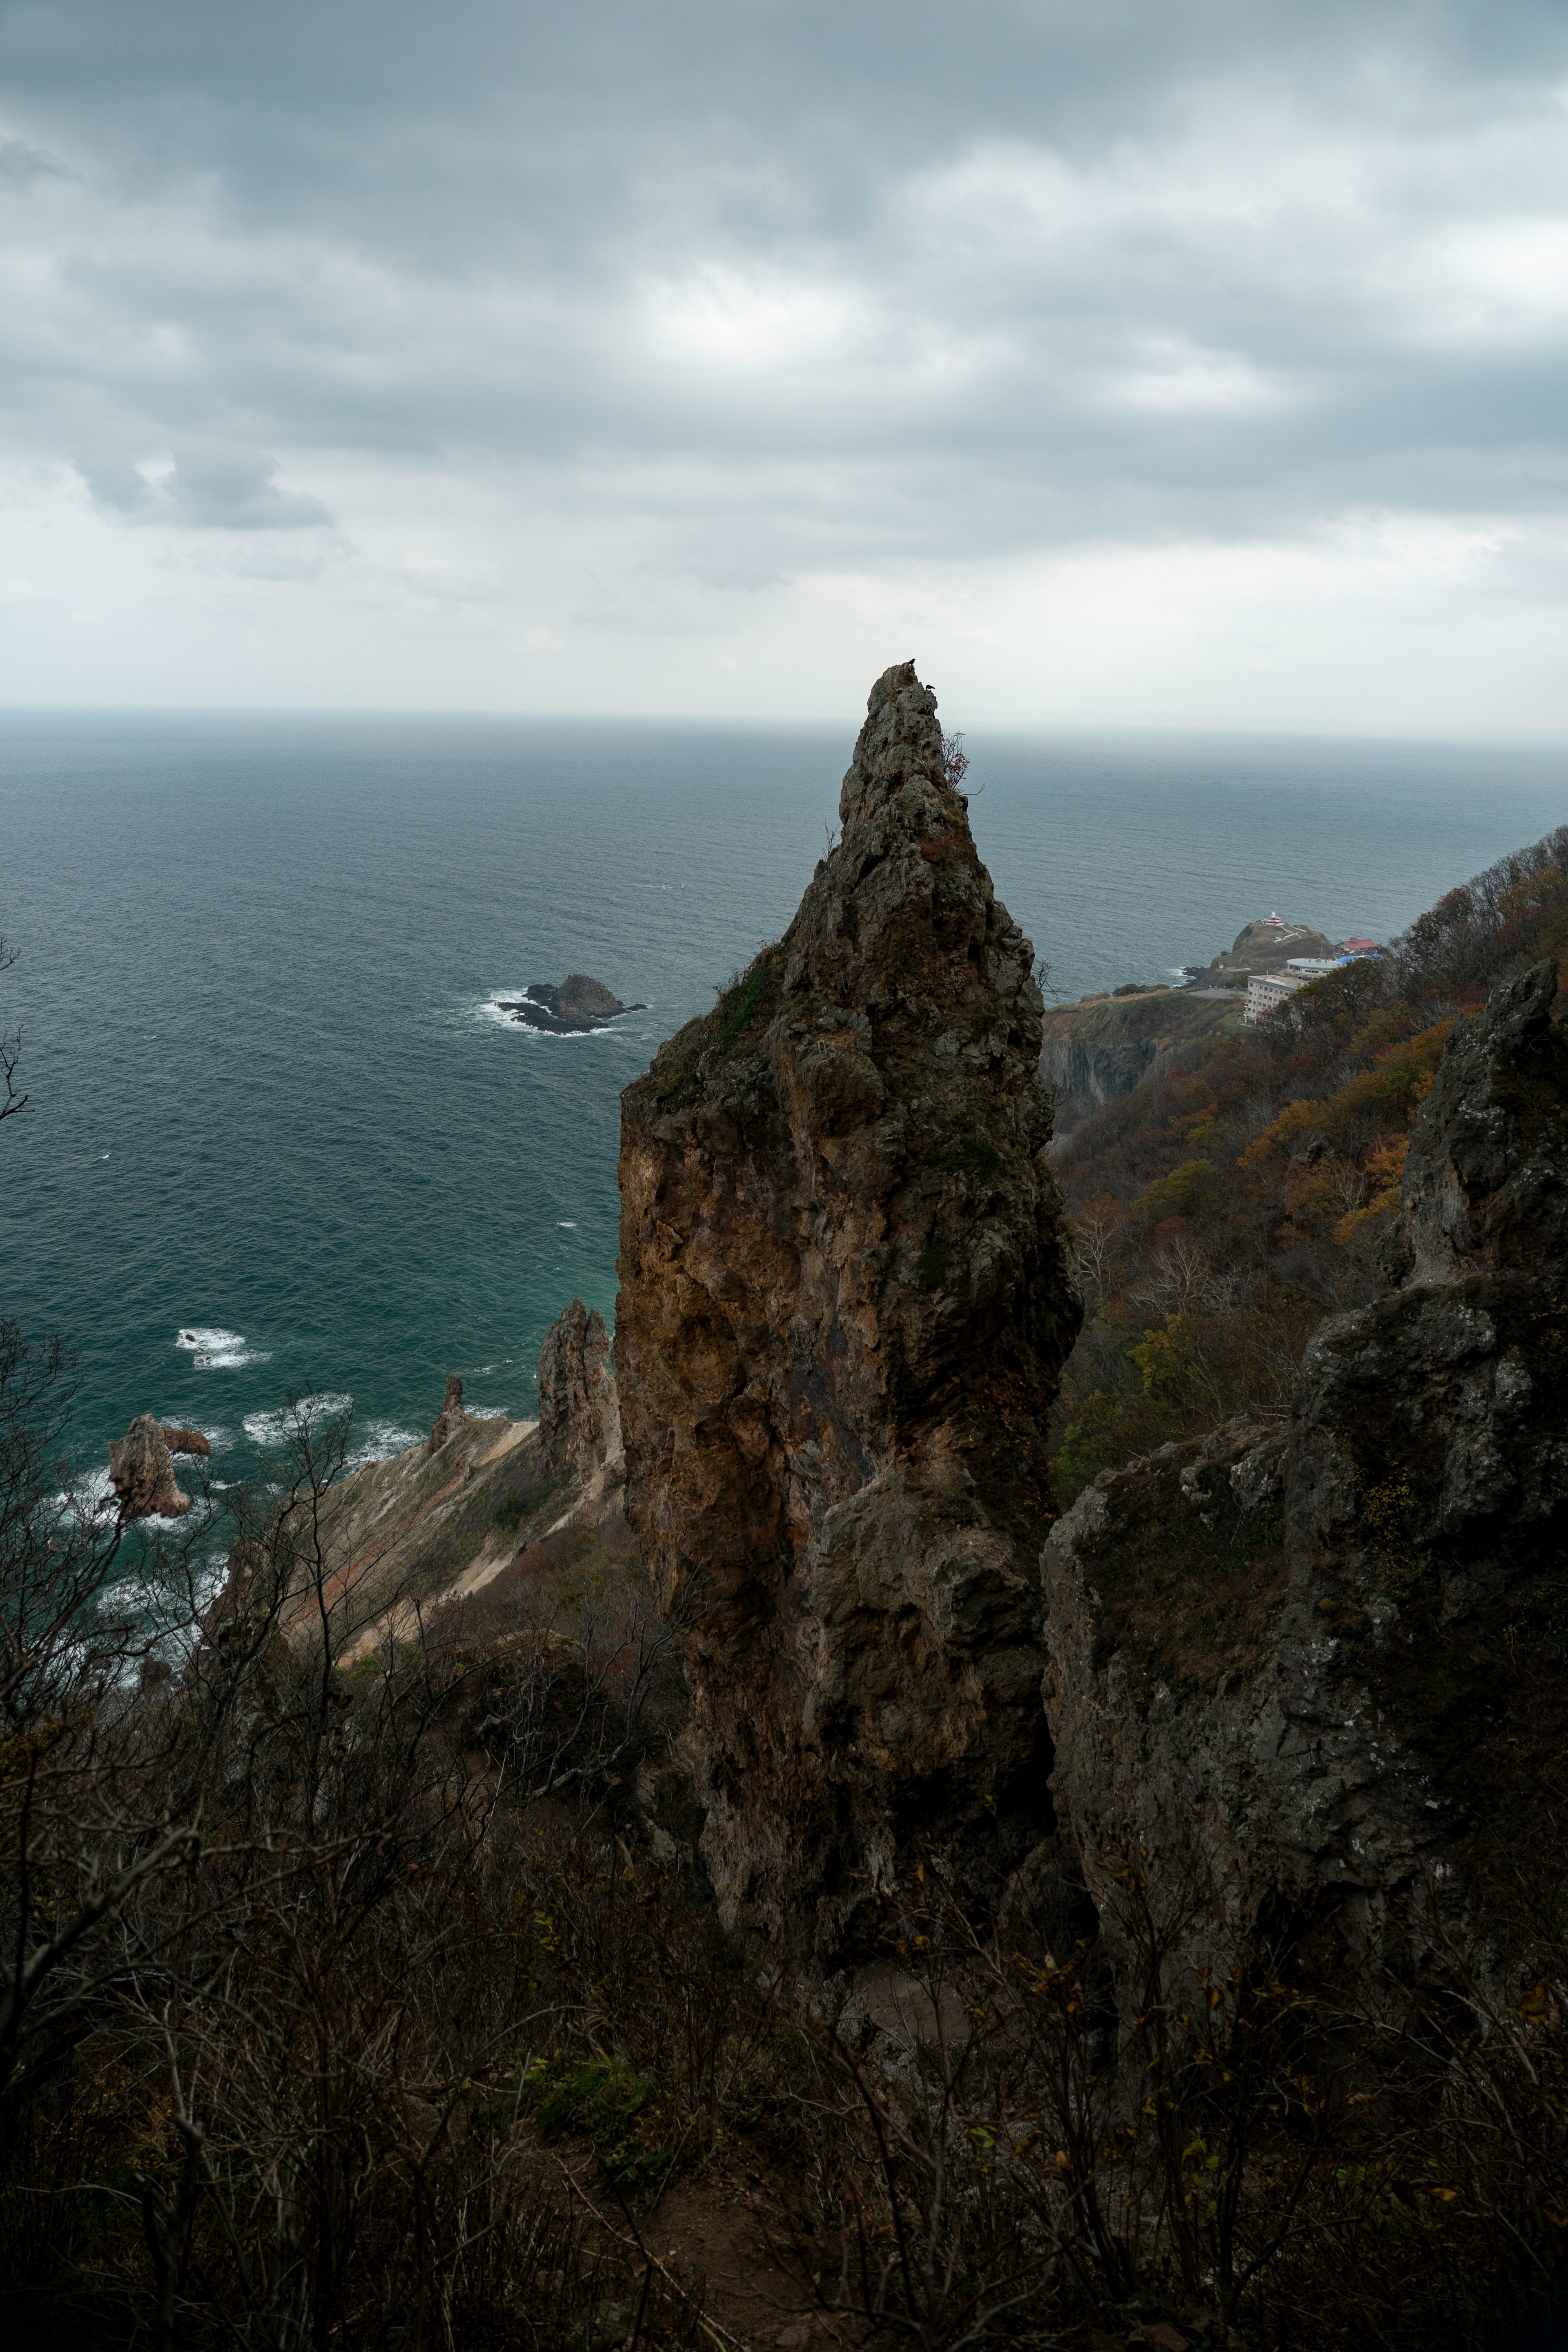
[271,1303,632,1662]
[616,660,1081,1954]
[1043,959,1568,1982]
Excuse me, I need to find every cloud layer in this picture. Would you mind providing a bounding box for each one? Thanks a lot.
[3,0,1568,724]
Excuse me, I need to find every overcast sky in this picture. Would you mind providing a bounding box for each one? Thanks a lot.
[2,0,1568,728]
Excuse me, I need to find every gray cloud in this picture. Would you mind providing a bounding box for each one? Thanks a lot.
[0,134,68,185]
[1,0,1566,709]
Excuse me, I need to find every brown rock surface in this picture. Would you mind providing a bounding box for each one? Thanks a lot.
[616,660,1082,1953]
[537,1298,618,1479]
[160,1424,212,1458]
[109,1413,195,1520]
[428,1374,468,1455]
[1043,956,1568,1981]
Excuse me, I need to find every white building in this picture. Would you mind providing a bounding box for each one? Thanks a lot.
[1285,957,1344,978]
[1244,971,1308,1025]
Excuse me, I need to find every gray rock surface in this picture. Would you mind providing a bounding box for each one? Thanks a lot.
[1044,956,1568,1984]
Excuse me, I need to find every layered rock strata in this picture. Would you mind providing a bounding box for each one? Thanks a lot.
[1044,959,1568,1980]
[616,661,1082,1952]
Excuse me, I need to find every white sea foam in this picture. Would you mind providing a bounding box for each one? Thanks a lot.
[175,1326,270,1372]
[346,1420,422,1469]
[58,1465,118,1524]
[243,1394,354,1450]
[479,992,635,1040]
[557,1220,577,1229]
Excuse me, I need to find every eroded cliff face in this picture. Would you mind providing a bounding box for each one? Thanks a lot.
[1039,988,1234,1137]
[1044,959,1568,1981]
[616,662,1082,1952]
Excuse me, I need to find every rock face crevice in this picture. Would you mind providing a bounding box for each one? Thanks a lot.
[615,662,1082,1953]
[1043,958,1568,1985]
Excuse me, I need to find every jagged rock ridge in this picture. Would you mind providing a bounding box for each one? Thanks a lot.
[1043,958,1568,1984]
[616,661,1082,1953]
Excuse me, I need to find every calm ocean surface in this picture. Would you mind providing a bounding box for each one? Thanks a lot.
[2,710,1565,1487]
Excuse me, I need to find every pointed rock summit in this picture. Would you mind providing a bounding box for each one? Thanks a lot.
[615,661,1081,1953]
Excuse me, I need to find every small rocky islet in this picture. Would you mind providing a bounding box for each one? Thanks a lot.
[497,972,646,1033]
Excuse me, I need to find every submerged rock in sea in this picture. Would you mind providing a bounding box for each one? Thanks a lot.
[615,659,1082,1955]
[1043,955,1568,1989]
[499,974,647,1035]
[109,1414,196,1520]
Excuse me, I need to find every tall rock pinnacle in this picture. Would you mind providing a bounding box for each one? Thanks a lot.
[615,661,1081,1953]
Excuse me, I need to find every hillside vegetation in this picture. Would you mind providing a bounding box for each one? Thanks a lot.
[1051,823,1568,1501]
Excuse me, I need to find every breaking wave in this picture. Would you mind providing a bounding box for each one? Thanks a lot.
[175,1326,270,1372]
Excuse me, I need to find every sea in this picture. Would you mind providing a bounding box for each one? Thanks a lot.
[2,710,1565,1499]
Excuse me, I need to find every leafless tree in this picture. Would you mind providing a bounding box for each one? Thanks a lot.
[0,930,27,1123]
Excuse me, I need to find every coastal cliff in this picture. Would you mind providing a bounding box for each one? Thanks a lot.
[615,661,1081,1953]
[1039,986,1235,1136]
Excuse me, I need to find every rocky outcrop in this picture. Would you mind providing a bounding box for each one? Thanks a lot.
[428,1374,469,1455]
[1043,958,1568,1981]
[109,1414,198,1520]
[1200,918,1337,980]
[160,1424,212,1459]
[537,1299,619,1479]
[499,976,647,1035]
[616,661,1082,1955]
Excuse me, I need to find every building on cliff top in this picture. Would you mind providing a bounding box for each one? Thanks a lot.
[1244,970,1308,1024]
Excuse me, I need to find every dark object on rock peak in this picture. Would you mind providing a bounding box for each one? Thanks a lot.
[616,659,1081,1956]
[497,974,647,1035]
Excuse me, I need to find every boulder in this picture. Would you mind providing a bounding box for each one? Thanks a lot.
[616,661,1082,1954]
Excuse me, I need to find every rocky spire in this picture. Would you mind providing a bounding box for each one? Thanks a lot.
[427,1374,468,1456]
[615,661,1081,1954]
[537,1299,617,1479]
